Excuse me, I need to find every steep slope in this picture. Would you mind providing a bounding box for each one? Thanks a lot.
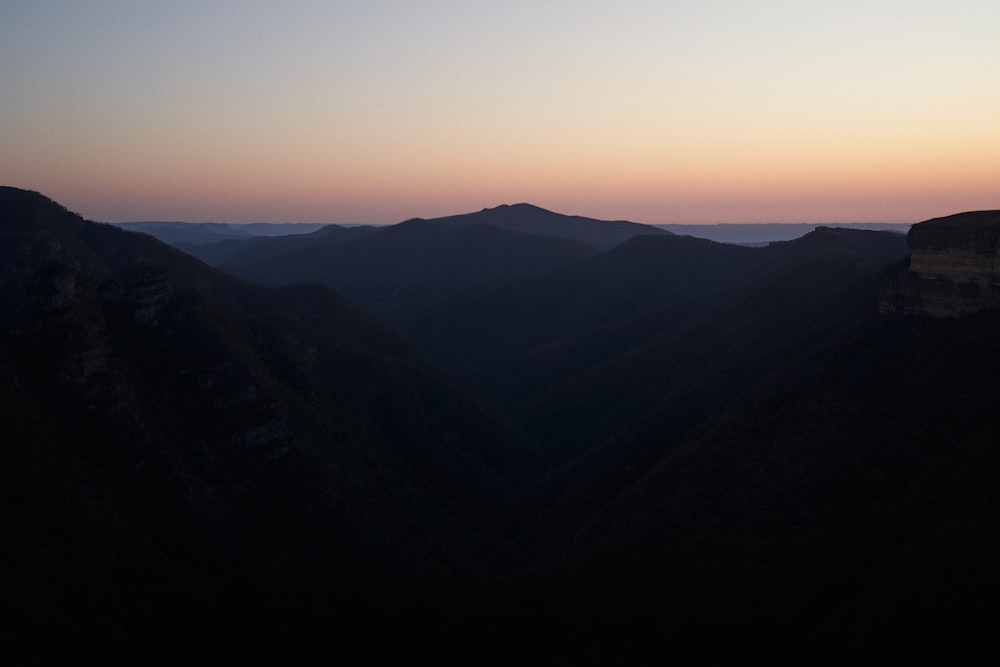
[881,210,1000,316]
[428,228,1000,664]
[0,186,412,360]
[0,187,538,662]
[474,309,1000,665]
[11,187,1000,664]
[404,227,910,461]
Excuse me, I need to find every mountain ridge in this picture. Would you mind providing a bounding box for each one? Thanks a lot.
[8,186,1000,663]
[405,202,672,250]
[115,220,328,245]
[1,185,548,661]
[0,186,416,360]
[210,210,602,320]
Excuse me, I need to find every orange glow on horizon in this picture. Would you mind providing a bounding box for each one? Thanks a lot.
[3,3,998,225]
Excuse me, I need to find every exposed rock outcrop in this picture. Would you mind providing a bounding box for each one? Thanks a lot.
[880,211,1000,317]
[14,262,127,413]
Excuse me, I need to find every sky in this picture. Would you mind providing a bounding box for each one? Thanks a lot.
[2,1,998,225]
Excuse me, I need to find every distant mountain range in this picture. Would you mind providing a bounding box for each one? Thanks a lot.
[658,221,911,245]
[5,186,1000,664]
[120,203,671,250]
[114,221,327,245]
[117,207,912,251]
[181,203,664,320]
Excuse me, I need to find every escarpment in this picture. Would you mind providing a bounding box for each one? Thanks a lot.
[880,210,1000,317]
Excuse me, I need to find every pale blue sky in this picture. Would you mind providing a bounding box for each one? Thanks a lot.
[2,1,998,223]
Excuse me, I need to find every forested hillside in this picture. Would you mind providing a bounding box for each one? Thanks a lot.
[4,187,1000,664]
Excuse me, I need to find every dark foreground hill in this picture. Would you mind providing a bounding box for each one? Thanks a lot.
[457,308,1000,665]
[0,188,414,360]
[6,187,1000,665]
[0,187,537,663]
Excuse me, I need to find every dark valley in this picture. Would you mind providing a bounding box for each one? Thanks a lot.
[4,187,1000,665]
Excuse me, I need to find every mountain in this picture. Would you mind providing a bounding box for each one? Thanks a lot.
[465,307,1000,664]
[114,220,327,245]
[438,220,1000,664]
[7,187,1000,664]
[0,187,412,360]
[403,227,910,462]
[0,187,538,662]
[659,222,911,245]
[414,203,673,250]
[213,213,602,320]
[176,222,380,265]
[881,210,1000,316]
[177,204,670,320]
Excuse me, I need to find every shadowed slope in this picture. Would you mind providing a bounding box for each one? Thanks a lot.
[0,187,412,359]
[0,187,538,662]
[404,227,909,460]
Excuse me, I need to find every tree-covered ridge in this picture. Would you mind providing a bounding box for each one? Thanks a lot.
[5,186,1000,664]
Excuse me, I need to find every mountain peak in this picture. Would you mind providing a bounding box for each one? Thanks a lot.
[0,186,76,224]
[427,203,670,250]
[482,203,549,213]
[0,185,56,203]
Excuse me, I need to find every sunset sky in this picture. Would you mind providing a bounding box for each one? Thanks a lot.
[2,1,998,225]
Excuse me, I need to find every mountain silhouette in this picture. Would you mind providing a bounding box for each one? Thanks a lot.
[211,211,604,320]
[412,202,672,250]
[7,186,1000,664]
[0,187,537,662]
[177,222,380,266]
[403,227,909,461]
[115,220,327,245]
[0,187,414,359]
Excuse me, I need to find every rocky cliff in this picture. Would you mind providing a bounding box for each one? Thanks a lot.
[880,210,1000,316]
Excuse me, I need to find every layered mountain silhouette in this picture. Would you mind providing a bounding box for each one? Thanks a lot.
[115,220,327,245]
[182,203,669,319]
[0,187,536,662]
[658,221,911,245]
[404,227,910,461]
[5,186,1000,664]
[407,202,673,250]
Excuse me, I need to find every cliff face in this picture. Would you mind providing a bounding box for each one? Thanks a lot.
[880,211,1000,317]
